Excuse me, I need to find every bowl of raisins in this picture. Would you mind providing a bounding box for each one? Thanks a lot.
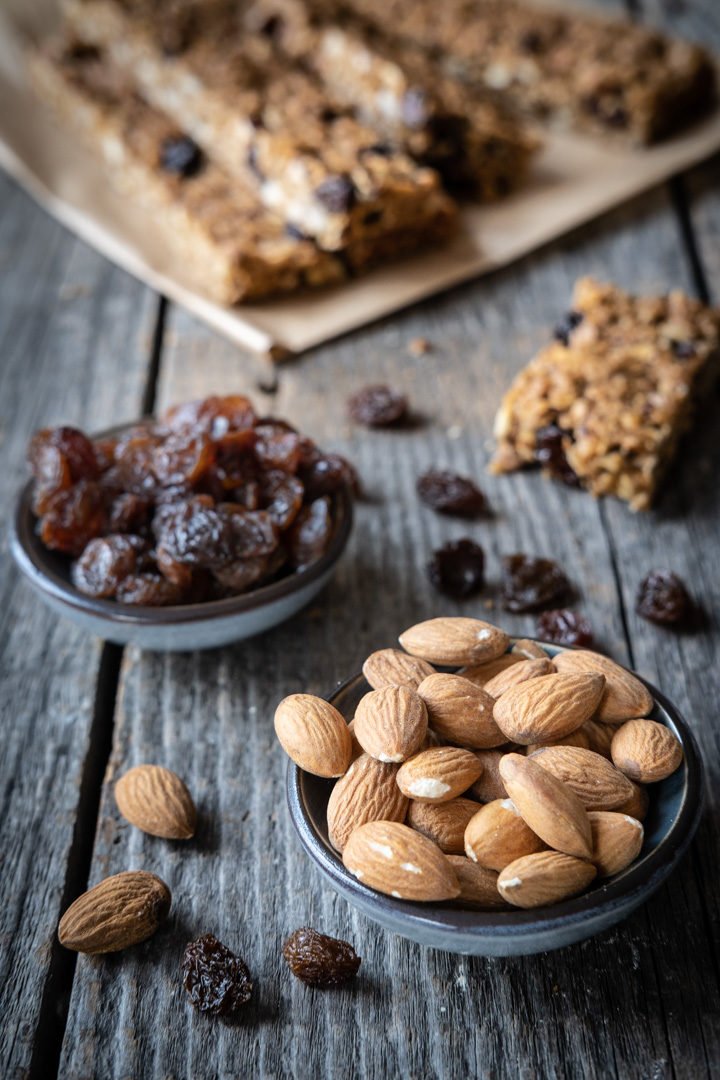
[286,641,703,957]
[10,396,354,651]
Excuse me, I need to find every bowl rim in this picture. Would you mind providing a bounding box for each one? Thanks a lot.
[10,418,354,627]
[287,646,705,941]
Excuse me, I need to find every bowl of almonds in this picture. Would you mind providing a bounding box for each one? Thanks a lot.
[276,618,703,956]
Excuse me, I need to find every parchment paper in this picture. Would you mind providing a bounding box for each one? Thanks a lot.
[2,3,719,359]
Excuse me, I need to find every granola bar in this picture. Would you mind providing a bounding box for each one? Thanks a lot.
[62,0,456,263]
[243,0,537,198]
[324,0,715,144]
[29,40,345,303]
[490,278,720,510]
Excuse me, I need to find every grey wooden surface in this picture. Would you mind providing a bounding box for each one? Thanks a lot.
[1,0,719,1075]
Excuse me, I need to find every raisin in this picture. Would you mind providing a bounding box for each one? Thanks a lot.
[260,470,305,530]
[534,424,582,487]
[155,497,234,567]
[301,453,359,499]
[314,175,356,213]
[254,423,303,473]
[222,506,279,559]
[502,554,572,613]
[108,492,152,534]
[428,539,485,598]
[182,934,253,1015]
[39,480,107,556]
[163,395,256,438]
[347,385,408,428]
[28,426,99,482]
[636,569,691,625]
[116,573,185,606]
[417,469,488,518]
[152,432,215,487]
[553,310,583,346]
[212,554,272,593]
[536,608,594,647]
[282,928,361,988]
[289,497,333,568]
[159,135,204,178]
[71,535,142,598]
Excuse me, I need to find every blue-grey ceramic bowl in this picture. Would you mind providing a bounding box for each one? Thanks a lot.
[10,421,353,652]
[287,644,704,956]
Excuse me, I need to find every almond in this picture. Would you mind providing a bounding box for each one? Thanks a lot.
[493,673,606,745]
[617,779,649,821]
[460,654,522,687]
[483,657,554,698]
[588,811,644,877]
[446,856,508,909]
[511,639,550,660]
[58,871,171,954]
[396,746,482,803]
[354,685,427,763]
[499,753,593,859]
[498,852,596,908]
[529,746,635,810]
[553,649,653,723]
[114,764,196,840]
[327,754,409,852]
[583,719,616,759]
[407,797,479,854]
[468,749,509,802]
[611,719,683,782]
[399,617,510,667]
[343,820,460,901]
[362,648,435,690]
[464,799,545,870]
[274,694,352,777]
[416,673,504,749]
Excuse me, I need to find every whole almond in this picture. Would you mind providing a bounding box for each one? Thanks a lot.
[115,765,196,840]
[407,797,479,854]
[417,673,504,749]
[553,649,653,723]
[274,694,352,777]
[446,856,508,909]
[362,649,435,690]
[343,820,460,901]
[460,654,522,687]
[58,871,171,954]
[354,686,427,762]
[464,799,545,870]
[583,719,616,759]
[493,673,606,745]
[396,747,482,803]
[589,811,644,876]
[611,719,683,782]
[327,753,409,852]
[529,746,635,810]
[399,617,510,666]
[484,657,554,698]
[617,780,649,821]
[511,639,549,660]
[498,851,596,908]
[499,753,593,859]
[468,750,509,802]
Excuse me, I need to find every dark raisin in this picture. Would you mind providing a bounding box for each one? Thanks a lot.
[671,340,696,359]
[282,928,361,988]
[314,175,356,213]
[348,385,408,427]
[636,569,691,625]
[502,554,572,613]
[428,538,485,598]
[159,135,204,178]
[534,423,582,487]
[553,310,583,346]
[288,497,333,568]
[402,87,429,128]
[71,535,143,598]
[417,469,488,518]
[536,608,594,647]
[182,934,253,1015]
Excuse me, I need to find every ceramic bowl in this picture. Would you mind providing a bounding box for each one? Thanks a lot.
[287,643,704,956]
[10,421,353,652]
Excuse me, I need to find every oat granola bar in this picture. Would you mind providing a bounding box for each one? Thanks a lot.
[243,0,537,198]
[324,0,715,144]
[490,278,720,510]
[62,0,456,263]
[29,41,345,303]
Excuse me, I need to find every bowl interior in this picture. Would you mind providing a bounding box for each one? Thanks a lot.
[290,644,704,935]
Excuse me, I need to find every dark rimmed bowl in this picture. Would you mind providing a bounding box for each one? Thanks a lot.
[9,420,353,652]
[287,642,704,956]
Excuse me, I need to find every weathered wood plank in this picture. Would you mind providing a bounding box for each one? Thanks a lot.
[0,174,157,1079]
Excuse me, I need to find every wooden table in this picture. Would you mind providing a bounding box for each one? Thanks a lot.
[2,1,719,1075]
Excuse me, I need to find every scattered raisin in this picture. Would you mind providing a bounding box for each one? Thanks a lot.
[159,135,204,178]
[502,554,571,613]
[182,934,253,1015]
[282,928,361,988]
[536,608,594,647]
[71,535,142,598]
[417,469,488,518]
[636,570,691,625]
[553,310,583,346]
[347,385,408,428]
[428,539,485,598]
[534,424,582,488]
